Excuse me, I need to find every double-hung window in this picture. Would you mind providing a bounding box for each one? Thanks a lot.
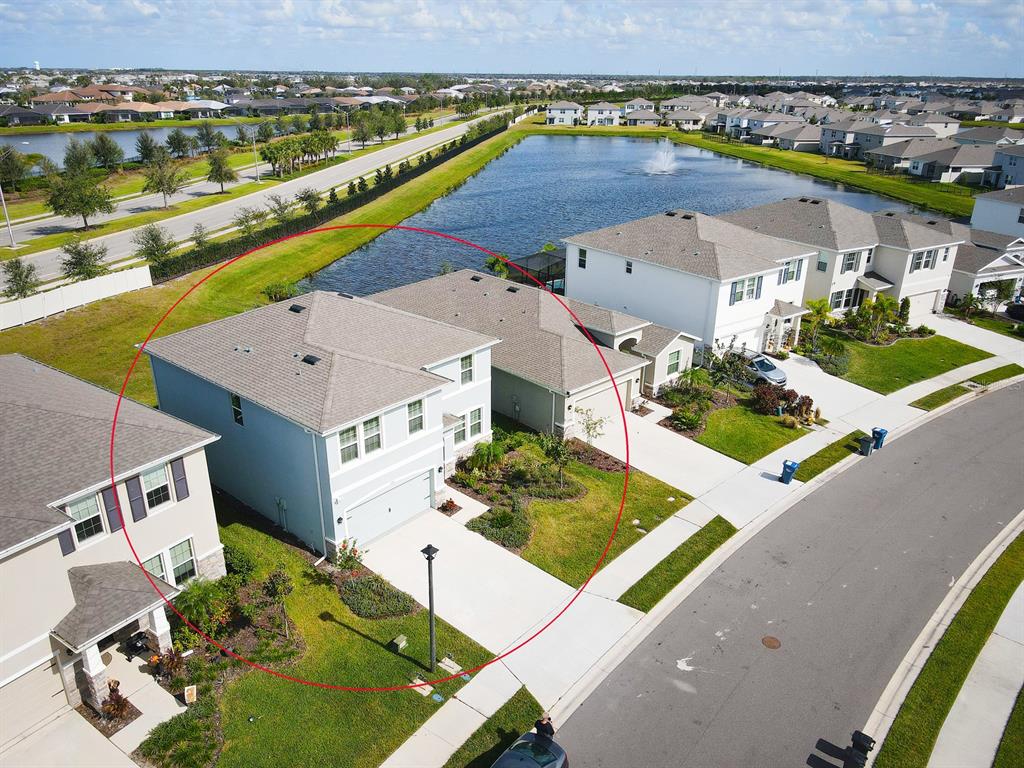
[779,259,801,284]
[230,393,244,426]
[866,248,874,265]
[454,415,467,444]
[840,251,860,274]
[730,276,760,305]
[67,494,104,544]
[169,539,196,584]
[817,252,828,272]
[143,553,166,581]
[460,355,474,385]
[924,249,936,269]
[339,426,359,463]
[142,465,172,510]
[363,417,382,454]
[830,289,857,310]
[470,408,482,437]
[910,251,924,272]
[667,350,681,375]
[578,248,587,269]
[407,400,424,434]
[942,247,950,262]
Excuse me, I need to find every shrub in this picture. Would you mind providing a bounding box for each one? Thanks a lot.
[101,683,132,720]
[223,543,257,583]
[750,382,782,415]
[467,497,531,550]
[790,394,815,422]
[670,404,705,431]
[439,498,459,513]
[261,280,299,303]
[334,538,364,571]
[339,574,416,618]
[914,324,936,336]
[780,414,800,429]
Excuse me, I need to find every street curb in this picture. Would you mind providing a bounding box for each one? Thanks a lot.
[549,377,1023,726]
[862,506,1024,766]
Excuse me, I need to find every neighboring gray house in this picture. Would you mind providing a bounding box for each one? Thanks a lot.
[145,292,498,556]
[952,126,1024,146]
[984,145,1024,189]
[0,354,223,741]
[863,137,957,171]
[372,271,694,431]
[906,143,997,184]
[624,109,660,127]
[850,123,936,159]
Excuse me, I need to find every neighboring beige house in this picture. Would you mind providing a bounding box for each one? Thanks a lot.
[0,355,224,746]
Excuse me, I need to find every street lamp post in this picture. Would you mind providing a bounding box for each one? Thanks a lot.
[0,179,15,249]
[420,544,439,672]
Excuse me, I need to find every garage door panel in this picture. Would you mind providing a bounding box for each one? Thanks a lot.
[0,660,67,748]
[347,471,431,544]
[908,291,938,323]
[575,379,631,426]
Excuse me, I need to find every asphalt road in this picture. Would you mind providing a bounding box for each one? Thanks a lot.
[7,111,495,283]
[557,384,1024,768]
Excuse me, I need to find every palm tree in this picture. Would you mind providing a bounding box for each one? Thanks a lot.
[871,294,899,340]
[803,297,832,350]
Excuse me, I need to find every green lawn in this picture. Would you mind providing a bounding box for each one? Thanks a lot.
[910,384,970,411]
[968,314,1023,339]
[0,116,269,135]
[0,125,526,404]
[442,687,543,768]
[695,400,806,464]
[524,124,975,217]
[833,332,992,394]
[522,451,689,588]
[619,516,737,612]
[793,431,867,482]
[874,532,1024,768]
[993,687,1024,768]
[909,364,1024,410]
[192,500,490,768]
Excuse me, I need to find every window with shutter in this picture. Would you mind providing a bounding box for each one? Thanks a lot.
[102,486,122,532]
[755,275,763,299]
[57,528,76,556]
[126,475,147,522]
[170,458,189,501]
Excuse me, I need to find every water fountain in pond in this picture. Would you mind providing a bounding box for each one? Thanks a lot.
[643,141,681,175]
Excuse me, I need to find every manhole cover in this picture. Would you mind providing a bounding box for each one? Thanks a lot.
[762,636,781,650]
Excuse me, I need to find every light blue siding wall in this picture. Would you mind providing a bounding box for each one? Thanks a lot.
[149,357,328,554]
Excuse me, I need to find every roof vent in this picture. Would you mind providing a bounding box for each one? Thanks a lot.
[337,292,355,299]
[927,220,937,225]
[798,197,809,202]
[288,304,306,313]
[506,286,519,293]
[809,199,821,205]
[665,211,677,217]
[470,275,483,282]
[884,212,896,217]
[680,213,694,220]
[301,354,321,366]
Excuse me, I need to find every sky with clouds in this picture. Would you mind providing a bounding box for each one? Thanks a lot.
[1,0,1020,77]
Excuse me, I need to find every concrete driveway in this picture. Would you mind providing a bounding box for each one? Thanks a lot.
[929,313,1024,365]
[0,710,138,768]
[363,510,642,708]
[593,412,743,498]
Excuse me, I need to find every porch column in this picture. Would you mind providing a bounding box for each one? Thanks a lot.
[80,643,108,711]
[146,606,173,654]
[791,318,802,348]
[54,651,82,708]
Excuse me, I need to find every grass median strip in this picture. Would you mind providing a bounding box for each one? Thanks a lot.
[793,431,867,482]
[910,364,1024,410]
[442,687,544,768]
[874,531,1024,768]
[619,516,737,612]
[993,686,1024,768]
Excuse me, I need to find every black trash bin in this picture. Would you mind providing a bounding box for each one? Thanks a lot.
[858,435,874,456]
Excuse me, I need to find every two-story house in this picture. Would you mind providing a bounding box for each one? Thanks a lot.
[145,292,498,558]
[372,271,695,432]
[563,210,815,355]
[0,354,223,742]
[621,98,655,115]
[586,102,620,126]
[720,197,963,321]
[545,101,583,125]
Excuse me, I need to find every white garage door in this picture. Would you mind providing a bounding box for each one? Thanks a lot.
[346,471,432,545]
[908,291,939,323]
[575,378,632,426]
[0,659,67,748]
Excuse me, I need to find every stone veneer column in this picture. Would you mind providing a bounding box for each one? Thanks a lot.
[197,547,227,580]
[145,607,173,654]
[54,652,82,708]
[80,644,107,711]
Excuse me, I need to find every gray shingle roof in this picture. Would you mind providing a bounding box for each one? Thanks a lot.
[863,137,957,160]
[145,292,495,434]
[588,102,619,110]
[563,300,647,336]
[857,272,895,291]
[548,101,583,110]
[910,143,996,168]
[871,211,963,250]
[953,243,1024,275]
[632,324,687,357]
[775,124,823,142]
[768,300,807,318]
[854,123,936,138]
[565,209,813,280]
[719,197,880,251]
[52,562,178,651]
[977,186,1024,204]
[954,126,1024,143]
[624,110,659,120]
[0,355,215,555]
[371,271,646,395]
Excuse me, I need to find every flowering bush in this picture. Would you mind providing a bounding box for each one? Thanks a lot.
[334,539,364,572]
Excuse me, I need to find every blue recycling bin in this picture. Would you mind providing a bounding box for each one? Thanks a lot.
[780,460,800,484]
[872,427,888,450]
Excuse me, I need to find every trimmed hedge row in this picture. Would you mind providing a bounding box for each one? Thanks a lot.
[150,121,511,283]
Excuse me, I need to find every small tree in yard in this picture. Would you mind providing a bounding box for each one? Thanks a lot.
[62,138,94,176]
[960,292,982,321]
[207,148,238,192]
[135,131,159,164]
[484,254,509,278]
[538,433,572,488]
[233,206,267,243]
[257,121,275,143]
[142,157,187,208]
[898,296,911,325]
[1,258,40,299]
[131,224,176,266]
[265,193,292,226]
[60,237,108,281]
[577,407,609,445]
[803,297,832,350]
[294,187,320,219]
[195,121,222,154]
[467,440,504,475]
[264,567,294,640]
[46,172,115,229]
[191,222,210,252]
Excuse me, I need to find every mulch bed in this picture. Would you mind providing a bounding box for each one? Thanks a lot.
[77,700,142,737]
[437,500,463,516]
[569,439,628,473]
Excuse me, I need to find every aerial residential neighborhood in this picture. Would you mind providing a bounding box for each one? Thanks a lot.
[1,2,1023,768]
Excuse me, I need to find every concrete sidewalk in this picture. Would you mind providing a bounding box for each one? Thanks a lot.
[927,582,1024,768]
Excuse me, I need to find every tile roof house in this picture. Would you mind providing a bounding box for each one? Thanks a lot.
[563,210,815,354]
[0,354,223,737]
[720,197,964,320]
[145,292,498,556]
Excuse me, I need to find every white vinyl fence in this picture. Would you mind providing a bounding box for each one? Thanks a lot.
[0,265,152,330]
